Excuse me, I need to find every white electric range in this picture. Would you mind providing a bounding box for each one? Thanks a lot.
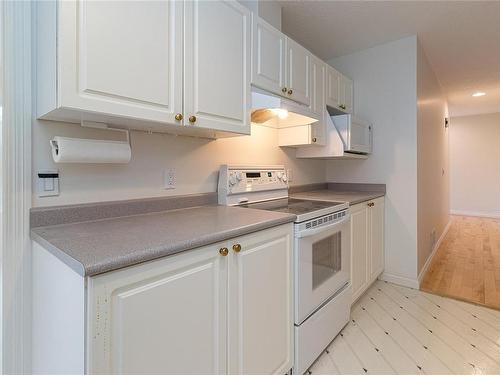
[218,165,352,375]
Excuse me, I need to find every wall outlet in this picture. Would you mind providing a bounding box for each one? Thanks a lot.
[430,229,437,249]
[164,168,176,189]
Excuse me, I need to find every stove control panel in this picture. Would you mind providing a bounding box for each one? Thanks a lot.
[218,165,289,205]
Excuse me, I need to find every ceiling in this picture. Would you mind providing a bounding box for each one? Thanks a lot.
[279,1,500,117]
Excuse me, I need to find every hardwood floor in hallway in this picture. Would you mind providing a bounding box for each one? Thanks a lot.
[421,215,500,310]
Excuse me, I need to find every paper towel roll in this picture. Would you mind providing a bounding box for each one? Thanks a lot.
[50,136,131,164]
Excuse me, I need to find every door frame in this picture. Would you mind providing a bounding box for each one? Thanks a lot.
[1,1,33,373]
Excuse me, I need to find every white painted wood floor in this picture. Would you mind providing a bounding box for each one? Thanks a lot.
[306,280,500,375]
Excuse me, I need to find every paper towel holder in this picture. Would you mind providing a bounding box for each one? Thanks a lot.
[50,121,130,156]
[80,121,131,146]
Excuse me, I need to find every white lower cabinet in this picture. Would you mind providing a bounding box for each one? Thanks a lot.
[88,224,294,375]
[350,197,385,304]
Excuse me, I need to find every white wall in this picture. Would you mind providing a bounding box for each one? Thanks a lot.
[327,36,419,285]
[450,112,500,218]
[32,120,326,207]
[416,41,450,276]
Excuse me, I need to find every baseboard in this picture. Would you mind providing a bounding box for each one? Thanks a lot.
[379,272,419,289]
[450,209,500,219]
[417,219,452,286]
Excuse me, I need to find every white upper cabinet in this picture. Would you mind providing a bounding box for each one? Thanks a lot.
[184,1,251,134]
[339,74,354,114]
[251,16,312,106]
[251,15,286,97]
[285,38,311,106]
[309,56,327,145]
[36,0,251,137]
[37,0,183,125]
[325,65,341,110]
[310,56,326,117]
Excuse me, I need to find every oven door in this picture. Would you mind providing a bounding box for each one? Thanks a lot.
[295,214,351,324]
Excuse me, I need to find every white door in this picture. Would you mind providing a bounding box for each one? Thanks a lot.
[325,65,340,110]
[228,225,294,375]
[350,203,369,303]
[58,0,183,124]
[251,15,286,97]
[369,198,385,280]
[286,38,311,106]
[340,74,354,113]
[310,56,326,145]
[184,0,251,134]
[88,243,227,375]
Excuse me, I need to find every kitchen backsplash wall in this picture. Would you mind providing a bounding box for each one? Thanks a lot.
[32,120,326,207]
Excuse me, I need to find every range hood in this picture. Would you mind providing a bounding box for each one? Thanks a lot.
[251,88,319,128]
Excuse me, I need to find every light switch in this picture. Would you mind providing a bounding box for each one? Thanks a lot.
[44,178,54,191]
[38,169,59,197]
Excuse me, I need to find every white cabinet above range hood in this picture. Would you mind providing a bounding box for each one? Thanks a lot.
[250,15,319,129]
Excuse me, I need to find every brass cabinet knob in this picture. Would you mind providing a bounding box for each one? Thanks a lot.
[175,113,183,121]
[232,243,242,253]
[282,87,288,93]
[367,202,374,207]
[312,137,317,143]
[288,89,293,95]
[188,115,197,123]
[219,247,229,256]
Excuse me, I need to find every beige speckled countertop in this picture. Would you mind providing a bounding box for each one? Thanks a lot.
[31,205,295,277]
[292,190,385,206]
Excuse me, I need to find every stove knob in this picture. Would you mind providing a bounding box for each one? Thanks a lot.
[282,175,288,183]
[236,171,243,181]
[229,174,237,186]
[277,172,283,179]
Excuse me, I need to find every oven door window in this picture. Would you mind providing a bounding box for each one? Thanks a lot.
[312,231,342,290]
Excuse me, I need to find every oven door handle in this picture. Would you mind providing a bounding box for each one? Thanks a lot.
[296,215,350,238]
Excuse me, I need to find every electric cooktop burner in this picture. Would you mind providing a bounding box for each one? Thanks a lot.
[241,198,347,222]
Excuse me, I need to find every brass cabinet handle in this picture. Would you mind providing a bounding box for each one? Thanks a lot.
[282,87,288,93]
[219,247,229,256]
[367,202,374,207]
[232,243,242,253]
[188,115,197,123]
[288,89,293,95]
[175,113,183,121]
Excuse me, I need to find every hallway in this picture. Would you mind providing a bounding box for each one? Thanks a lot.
[421,215,500,310]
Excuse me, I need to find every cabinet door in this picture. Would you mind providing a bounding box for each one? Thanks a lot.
[228,225,294,375]
[286,38,311,106]
[88,244,227,375]
[184,0,251,134]
[58,0,182,124]
[325,65,340,109]
[251,15,286,97]
[350,203,369,303]
[340,74,354,114]
[369,198,385,281]
[310,56,326,145]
